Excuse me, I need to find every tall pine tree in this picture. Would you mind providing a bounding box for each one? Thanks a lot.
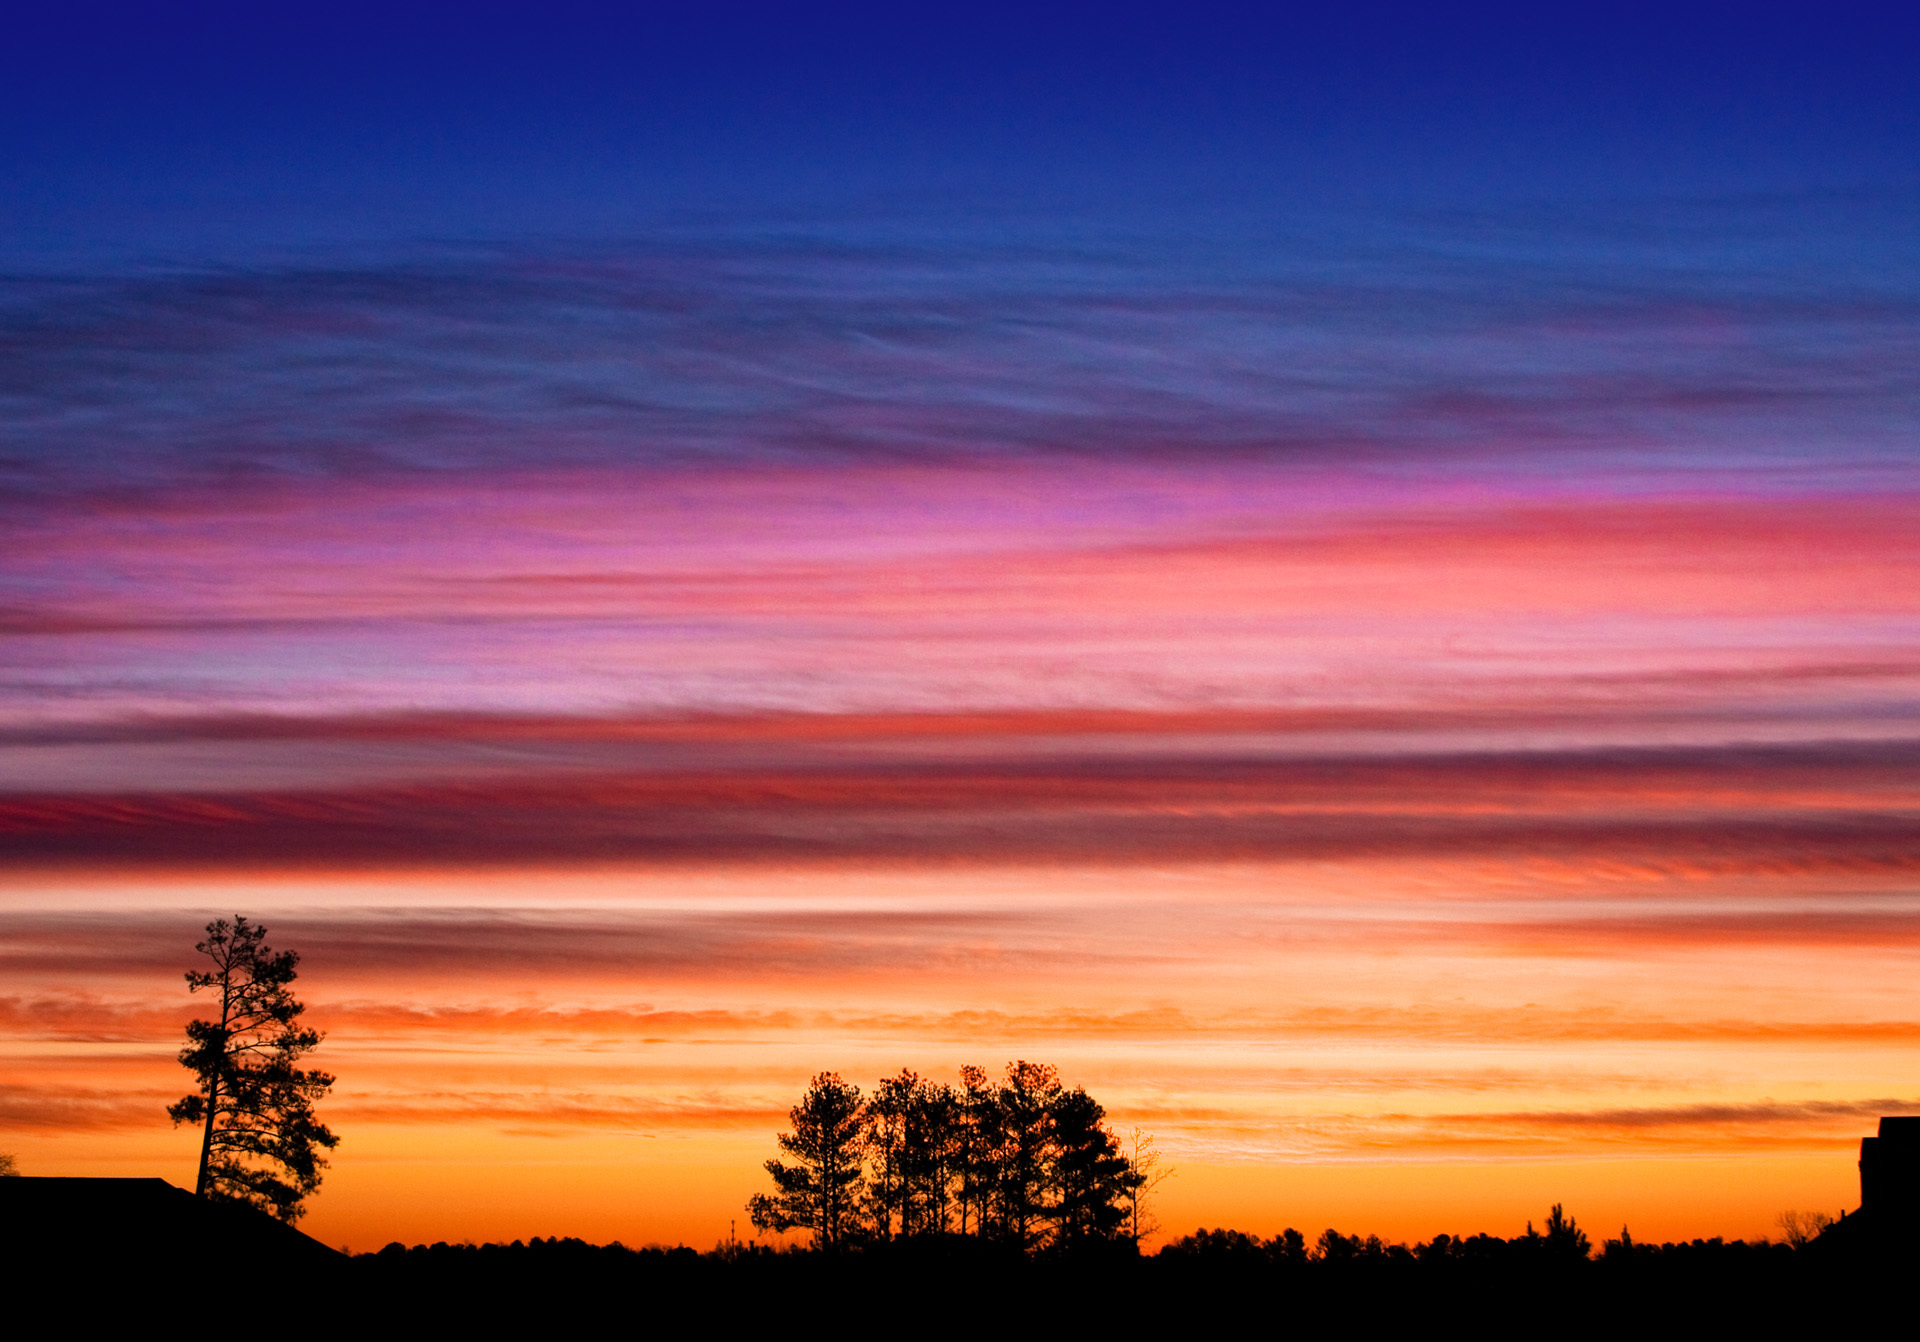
[746,1072,867,1248]
[168,916,337,1222]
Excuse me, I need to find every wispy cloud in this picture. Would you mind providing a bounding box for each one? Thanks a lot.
[5,204,1915,496]
[5,726,1919,873]
[6,201,1919,1234]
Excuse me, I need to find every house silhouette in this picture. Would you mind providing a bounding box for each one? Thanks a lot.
[1814,1115,1920,1255]
[1858,1116,1920,1234]
[0,1176,343,1280]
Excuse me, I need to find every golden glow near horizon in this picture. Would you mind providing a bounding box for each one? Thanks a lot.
[2,850,1904,1249]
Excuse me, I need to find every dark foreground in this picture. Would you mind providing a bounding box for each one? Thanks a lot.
[335,1230,1901,1326]
[7,1177,1903,1329]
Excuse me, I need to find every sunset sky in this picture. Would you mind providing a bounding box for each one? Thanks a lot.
[4,3,1919,1251]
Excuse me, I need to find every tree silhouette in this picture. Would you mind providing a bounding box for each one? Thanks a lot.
[1543,1202,1591,1260]
[1049,1086,1140,1247]
[167,916,337,1222]
[1775,1209,1833,1248]
[1122,1127,1173,1246]
[865,1069,962,1239]
[746,1072,867,1249]
[900,1075,960,1236]
[993,1060,1063,1249]
[954,1064,997,1237]
[863,1069,917,1239]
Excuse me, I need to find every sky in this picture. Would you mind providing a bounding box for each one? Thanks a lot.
[3,2,1920,1250]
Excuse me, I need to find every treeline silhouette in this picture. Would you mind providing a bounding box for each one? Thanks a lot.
[338,1218,1886,1329]
[745,1063,1149,1252]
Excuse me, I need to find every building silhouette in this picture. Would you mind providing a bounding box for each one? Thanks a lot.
[1858,1116,1920,1235]
[0,1176,343,1280]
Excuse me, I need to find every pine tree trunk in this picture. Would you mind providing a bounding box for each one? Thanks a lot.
[195,963,232,1196]
[195,1071,218,1195]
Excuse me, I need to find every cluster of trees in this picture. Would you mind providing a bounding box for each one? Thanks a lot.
[747,1063,1161,1252]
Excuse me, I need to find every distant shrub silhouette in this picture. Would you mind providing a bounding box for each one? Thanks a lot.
[1775,1209,1833,1248]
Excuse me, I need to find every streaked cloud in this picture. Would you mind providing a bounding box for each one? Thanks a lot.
[6,196,1918,1243]
[5,722,1919,875]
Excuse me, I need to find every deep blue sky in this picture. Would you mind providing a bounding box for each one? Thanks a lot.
[4,2,1917,264]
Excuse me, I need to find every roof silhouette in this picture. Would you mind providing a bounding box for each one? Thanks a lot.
[0,1176,344,1277]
